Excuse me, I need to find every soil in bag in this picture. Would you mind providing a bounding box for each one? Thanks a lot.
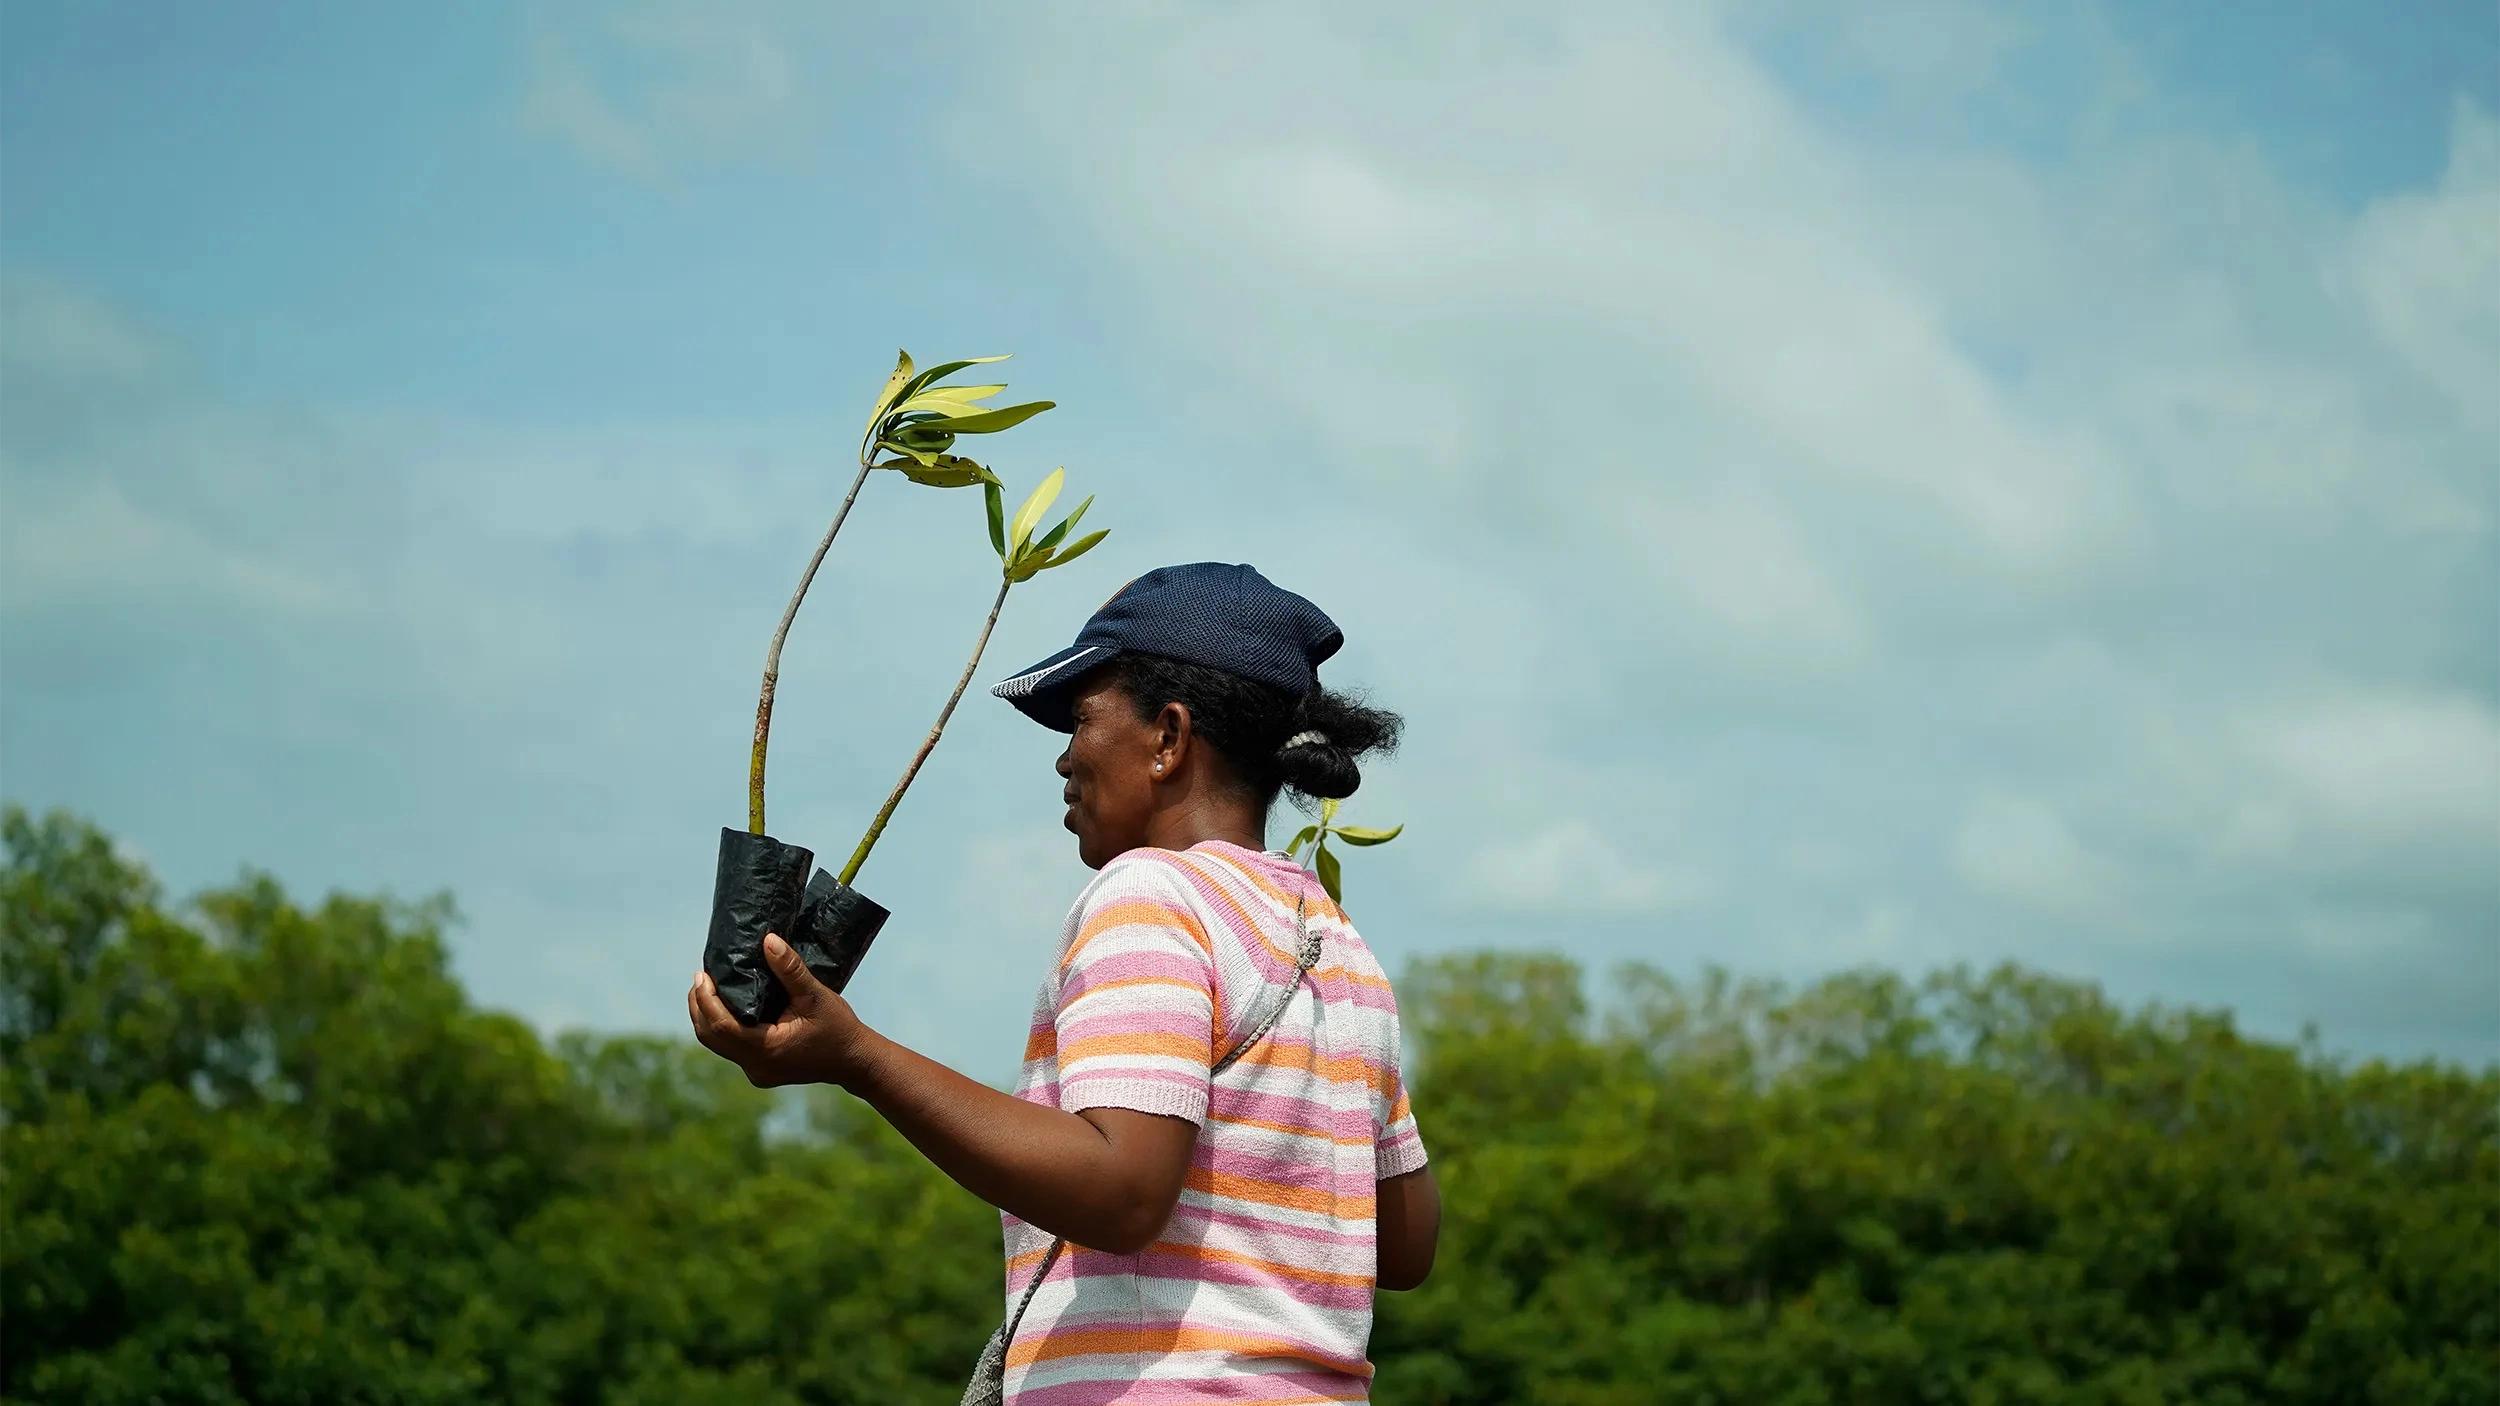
[705,826,814,1025]
[773,868,889,1017]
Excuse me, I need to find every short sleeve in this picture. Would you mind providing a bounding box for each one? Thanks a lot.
[1375,1011,1428,1179]
[1050,857,1218,1124]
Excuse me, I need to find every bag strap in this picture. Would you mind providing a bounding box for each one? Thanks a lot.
[1214,891,1320,1076]
[997,890,1318,1354]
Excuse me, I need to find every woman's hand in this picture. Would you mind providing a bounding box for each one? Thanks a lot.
[687,933,873,1088]
[690,933,1195,1250]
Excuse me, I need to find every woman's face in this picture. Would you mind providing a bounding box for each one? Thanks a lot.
[1059,674,1171,869]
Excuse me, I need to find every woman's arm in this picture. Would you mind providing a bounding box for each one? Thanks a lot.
[844,1027,1197,1253]
[688,934,1196,1253]
[1376,1163,1441,1290]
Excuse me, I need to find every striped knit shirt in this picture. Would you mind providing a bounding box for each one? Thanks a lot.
[1002,839,1427,1405]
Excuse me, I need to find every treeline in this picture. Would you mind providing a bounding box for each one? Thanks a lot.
[4,807,2494,1404]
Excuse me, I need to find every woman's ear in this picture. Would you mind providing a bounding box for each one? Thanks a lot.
[1154,701,1193,777]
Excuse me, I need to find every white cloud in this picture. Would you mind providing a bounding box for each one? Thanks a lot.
[0,274,159,382]
[1837,898,1919,963]
[519,35,661,178]
[1950,792,2120,915]
[1467,818,1710,917]
[2350,99,2500,435]
[851,824,1085,1066]
[1801,1,2025,97]
[933,3,2495,1057]
[0,478,351,616]
[2228,689,2500,855]
[1624,483,1871,665]
[985,7,2134,584]
[11,1,2495,1064]
[517,2,820,178]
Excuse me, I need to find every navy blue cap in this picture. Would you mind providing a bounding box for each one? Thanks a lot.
[990,562,1343,731]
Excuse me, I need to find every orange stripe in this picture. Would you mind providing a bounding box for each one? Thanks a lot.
[1060,972,1211,1005]
[1058,1029,1211,1065]
[1197,857,1393,993]
[1007,1323,1374,1376]
[1175,857,1370,983]
[1064,974,1220,1039]
[1175,855,1340,975]
[1210,1110,1369,1147]
[1185,1164,1375,1217]
[1228,1040,1393,1094]
[1140,1239,1375,1288]
[1222,855,1348,926]
[1111,857,1244,1028]
[1061,897,1214,972]
[1002,1239,1157,1275]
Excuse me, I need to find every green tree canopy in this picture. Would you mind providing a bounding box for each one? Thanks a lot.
[5,807,2493,1403]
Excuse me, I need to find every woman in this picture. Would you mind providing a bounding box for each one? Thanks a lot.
[687,562,1442,1404]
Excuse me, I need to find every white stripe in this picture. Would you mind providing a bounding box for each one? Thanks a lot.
[992,645,1103,698]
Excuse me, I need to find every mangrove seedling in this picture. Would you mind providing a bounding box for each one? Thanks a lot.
[747,349,1052,836]
[1285,798,1403,904]
[707,349,1060,1026]
[837,466,1109,886]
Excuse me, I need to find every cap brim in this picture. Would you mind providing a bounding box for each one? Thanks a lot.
[988,643,1116,732]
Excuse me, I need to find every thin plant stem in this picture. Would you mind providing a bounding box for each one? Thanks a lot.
[750,456,877,834]
[840,576,1013,886]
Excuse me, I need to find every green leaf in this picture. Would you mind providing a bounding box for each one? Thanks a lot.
[875,439,939,467]
[1284,824,1320,858]
[893,385,1005,418]
[1007,468,1066,556]
[894,426,957,453]
[984,481,1006,558]
[895,354,1009,404]
[1316,843,1343,903]
[892,455,989,488]
[1038,529,1107,571]
[1032,495,1094,555]
[1329,824,1403,847]
[916,401,1054,436]
[1320,797,1341,826]
[863,349,915,439]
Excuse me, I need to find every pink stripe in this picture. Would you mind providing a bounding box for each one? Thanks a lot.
[1212,1087,1373,1140]
[1308,968,1397,1013]
[1164,1200,1376,1249]
[1022,1308,1363,1368]
[1076,892,1201,927]
[1004,846,1417,1400]
[1168,858,1308,978]
[1011,1367,1369,1406]
[1200,1146,1369,1188]
[1021,1304,1359,1345]
[1063,1066,1204,1095]
[1061,947,1208,998]
[1180,871,1393,1015]
[1059,1005,1209,1044]
[1157,852,1397,1016]
[1084,1254,1374,1310]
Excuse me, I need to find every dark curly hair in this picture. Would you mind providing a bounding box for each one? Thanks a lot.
[1102,653,1402,812]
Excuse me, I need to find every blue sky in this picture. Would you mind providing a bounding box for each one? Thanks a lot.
[5,1,2495,1076]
